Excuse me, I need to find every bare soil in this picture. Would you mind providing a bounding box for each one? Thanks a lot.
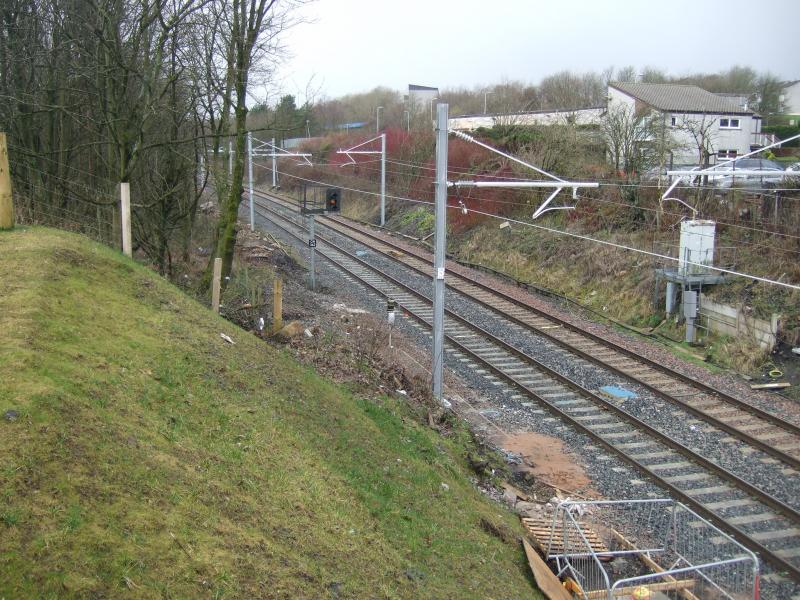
[497,432,598,499]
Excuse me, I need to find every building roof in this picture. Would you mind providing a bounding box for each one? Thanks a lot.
[324,122,367,131]
[408,84,439,92]
[610,82,754,115]
[452,106,605,119]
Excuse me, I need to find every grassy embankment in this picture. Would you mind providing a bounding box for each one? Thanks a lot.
[0,227,539,599]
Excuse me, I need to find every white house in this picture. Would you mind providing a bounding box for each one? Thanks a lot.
[780,80,800,117]
[608,82,765,164]
[448,106,605,131]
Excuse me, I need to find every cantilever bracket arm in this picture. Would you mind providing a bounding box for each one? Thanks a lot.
[338,134,384,153]
[336,134,385,166]
[250,136,313,165]
[448,130,596,219]
[338,152,357,167]
[662,196,698,218]
[532,187,564,220]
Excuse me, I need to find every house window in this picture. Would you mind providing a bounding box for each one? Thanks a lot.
[718,149,737,159]
[670,116,677,127]
[719,118,740,129]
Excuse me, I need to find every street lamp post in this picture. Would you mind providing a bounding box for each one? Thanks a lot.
[376,106,383,133]
[484,91,494,114]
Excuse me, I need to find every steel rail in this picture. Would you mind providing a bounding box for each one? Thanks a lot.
[317,212,800,471]
[324,209,800,433]
[254,187,800,470]
[249,197,800,581]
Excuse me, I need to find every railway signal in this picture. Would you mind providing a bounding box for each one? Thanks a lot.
[326,188,341,212]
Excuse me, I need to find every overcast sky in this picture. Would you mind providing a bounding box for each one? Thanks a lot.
[273,0,799,102]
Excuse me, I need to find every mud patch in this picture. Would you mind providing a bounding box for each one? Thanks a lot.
[497,431,598,497]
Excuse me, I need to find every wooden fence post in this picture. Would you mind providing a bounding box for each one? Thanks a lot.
[272,277,283,333]
[211,257,222,314]
[0,133,14,230]
[120,182,132,257]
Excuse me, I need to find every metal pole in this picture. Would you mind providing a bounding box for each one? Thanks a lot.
[376,106,383,133]
[271,137,277,188]
[309,215,316,291]
[228,140,233,178]
[432,103,448,402]
[380,133,386,226]
[247,132,254,231]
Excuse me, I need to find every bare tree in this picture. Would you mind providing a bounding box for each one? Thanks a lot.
[197,0,301,287]
[679,115,717,167]
[601,105,666,177]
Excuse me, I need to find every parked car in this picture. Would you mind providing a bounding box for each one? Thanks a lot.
[707,158,787,189]
[640,164,701,184]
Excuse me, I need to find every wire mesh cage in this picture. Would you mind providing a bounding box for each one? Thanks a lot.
[545,499,759,599]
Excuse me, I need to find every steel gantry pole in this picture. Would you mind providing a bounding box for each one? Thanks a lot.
[380,133,386,226]
[271,137,277,188]
[432,103,448,402]
[247,132,254,231]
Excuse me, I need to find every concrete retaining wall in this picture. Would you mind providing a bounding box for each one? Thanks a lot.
[699,294,779,350]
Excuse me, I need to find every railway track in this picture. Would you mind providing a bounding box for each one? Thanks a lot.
[248,190,800,583]
[325,214,800,466]
[258,188,800,472]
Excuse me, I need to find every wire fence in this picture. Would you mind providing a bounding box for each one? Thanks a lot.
[13,190,120,249]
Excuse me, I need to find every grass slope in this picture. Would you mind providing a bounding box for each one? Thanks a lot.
[0,227,539,599]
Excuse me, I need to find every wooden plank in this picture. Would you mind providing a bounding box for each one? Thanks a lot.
[522,538,573,600]
[522,516,609,555]
[750,382,791,390]
[611,529,700,600]
[585,579,696,598]
[211,257,222,314]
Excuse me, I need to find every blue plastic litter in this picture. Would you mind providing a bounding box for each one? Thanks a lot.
[599,385,638,401]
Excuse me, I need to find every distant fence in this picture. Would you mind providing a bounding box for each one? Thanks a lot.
[5,134,131,256]
[13,192,119,248]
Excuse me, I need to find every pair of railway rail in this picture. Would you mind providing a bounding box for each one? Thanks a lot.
[248,188,800,586]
